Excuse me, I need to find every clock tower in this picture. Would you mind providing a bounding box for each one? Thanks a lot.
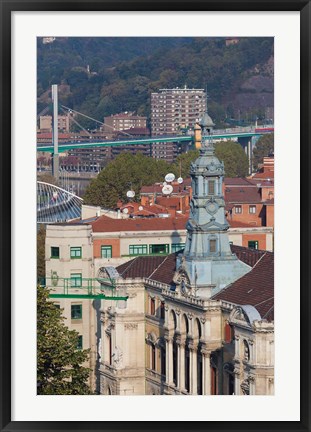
[175,112,251,298]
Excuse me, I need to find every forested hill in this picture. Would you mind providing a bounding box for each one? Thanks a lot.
[37,37,273,127]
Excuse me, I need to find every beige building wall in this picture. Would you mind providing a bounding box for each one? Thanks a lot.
[45,224,99,391]
[99,279,146,395]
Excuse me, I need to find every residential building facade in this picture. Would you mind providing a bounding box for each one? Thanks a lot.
[150,86,207,161]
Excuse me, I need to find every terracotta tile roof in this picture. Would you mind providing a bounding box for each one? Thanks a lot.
[117,245,265,285]
[117,256,167,279]
[91,214,187,233]
[224,178,256,186]
[230,245,266,267]
[225,186,262,204]
[212,251,274,321]
[251,171,274,180]
[149,253,178,285]
[116,245,273,320]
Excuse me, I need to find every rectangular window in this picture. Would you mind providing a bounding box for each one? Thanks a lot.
[235,205,242,214]
[77,335,83,350]
[101,245,112,258]
[249,205,256,214]
[71,304,82,320]
[248,240,259,250]
[149,244,169,255]
[70,247,82,259]
[51,247,59,259]
[129,244,148,255]
[208,180,215,195]
[210,239,217,253]
[70,273,82,287]
[171,243,186,253]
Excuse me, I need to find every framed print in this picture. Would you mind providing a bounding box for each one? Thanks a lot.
[1,0,310,431]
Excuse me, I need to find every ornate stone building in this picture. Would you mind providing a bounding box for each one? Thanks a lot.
[98,113,274,395]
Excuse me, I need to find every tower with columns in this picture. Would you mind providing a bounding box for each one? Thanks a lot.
[176,113,250,298]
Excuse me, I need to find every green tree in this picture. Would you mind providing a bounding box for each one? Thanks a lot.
[37,285,92,395]
[172,149,199,178]
[252,133,274,170]
[215,140,249,177]
[37,224,46,282]
[83,152,171,208]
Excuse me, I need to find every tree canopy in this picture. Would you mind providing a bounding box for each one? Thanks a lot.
[215,140,249,177]
[252,133,274,170]
[83,142,249,208]
[83,152,171,208]
[37,285,92,395]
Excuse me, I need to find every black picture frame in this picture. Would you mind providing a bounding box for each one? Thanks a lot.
[1,1,310,431]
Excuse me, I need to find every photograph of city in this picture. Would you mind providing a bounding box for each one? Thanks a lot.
[36,36,274,396]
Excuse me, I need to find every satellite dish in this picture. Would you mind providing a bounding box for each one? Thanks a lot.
[165,173,175,183]
[123,208,129,214]
[126,190,135,198]
[177,177,183,184]
[162,184,173,195]
[138,206,143,211]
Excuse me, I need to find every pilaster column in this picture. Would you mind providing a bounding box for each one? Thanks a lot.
[201,350,211,395]
[233,366,241,395]
[189,344,197,395]
[178,342,185,391]
[165,337,173,385]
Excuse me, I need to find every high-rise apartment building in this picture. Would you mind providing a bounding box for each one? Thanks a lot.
[151,87,207,136]
[150,87,207,161]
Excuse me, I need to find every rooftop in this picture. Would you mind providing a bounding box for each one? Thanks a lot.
[212,251,274,321]
[91,214,187,233]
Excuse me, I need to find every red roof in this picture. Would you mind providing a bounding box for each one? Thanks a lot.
[224,178,256,187]
[251,171,274,180]
[91,214,187,233]
[117,256,167,279]
[225,186,262,204]
[212,251,274,321]
[115,245,273,321]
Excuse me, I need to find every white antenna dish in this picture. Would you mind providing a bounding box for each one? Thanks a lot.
[126,190,135,198]
[123,208,129,214]
[162,184,173,195]
[138,206,143,211]
[177,177,183,184]
[165,173,175,183]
